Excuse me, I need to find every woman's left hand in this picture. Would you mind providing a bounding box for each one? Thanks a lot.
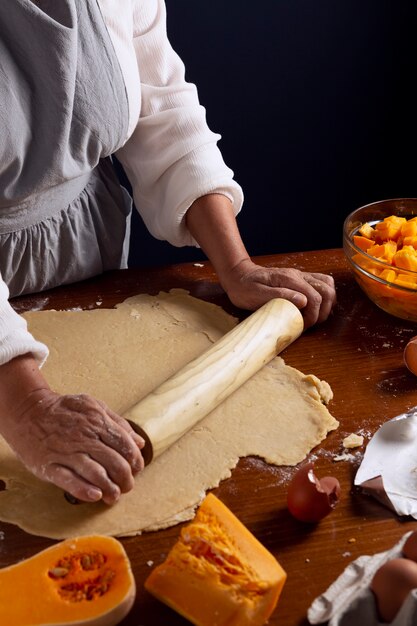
[185,195,336,328]
[220,259,336,329]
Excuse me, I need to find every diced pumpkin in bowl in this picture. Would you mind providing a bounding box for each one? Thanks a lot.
[345,208,417,321]
[145,493,287,626]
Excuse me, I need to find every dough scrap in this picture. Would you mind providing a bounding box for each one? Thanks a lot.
[0,291,338,538]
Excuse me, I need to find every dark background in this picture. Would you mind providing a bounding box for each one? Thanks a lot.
[127,0,417,267]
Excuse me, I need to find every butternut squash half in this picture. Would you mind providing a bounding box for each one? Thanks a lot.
[0,535,135,626]
[145,493,287,626]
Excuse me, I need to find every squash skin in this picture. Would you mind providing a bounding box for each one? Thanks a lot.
[145,494,287,626]
[0,535,135,626]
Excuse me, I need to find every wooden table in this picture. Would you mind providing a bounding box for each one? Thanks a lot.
[4,248,417,625]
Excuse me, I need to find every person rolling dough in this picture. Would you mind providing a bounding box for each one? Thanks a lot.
[0,0,336,505]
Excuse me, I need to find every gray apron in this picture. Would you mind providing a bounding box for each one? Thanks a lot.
[0,0,132,297]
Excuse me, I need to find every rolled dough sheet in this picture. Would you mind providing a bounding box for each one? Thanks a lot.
[0,291,338,538]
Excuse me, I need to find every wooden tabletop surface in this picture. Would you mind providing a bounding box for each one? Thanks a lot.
[4,248,417,626]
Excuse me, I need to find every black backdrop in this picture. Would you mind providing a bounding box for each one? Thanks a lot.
[127,0,417,267]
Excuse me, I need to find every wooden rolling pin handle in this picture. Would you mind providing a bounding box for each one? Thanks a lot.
[127,420,154,466]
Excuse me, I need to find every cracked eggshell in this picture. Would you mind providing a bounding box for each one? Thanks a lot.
[286,462,341,523]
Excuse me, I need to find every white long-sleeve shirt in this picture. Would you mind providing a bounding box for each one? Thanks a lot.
[0,0,243,367]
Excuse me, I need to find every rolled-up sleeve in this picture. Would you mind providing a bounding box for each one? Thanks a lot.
[116,0,243,247]
[0,275,48,367]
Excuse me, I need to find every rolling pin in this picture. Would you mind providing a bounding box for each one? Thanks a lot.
[123,297,304,465]
[64,297,303,503]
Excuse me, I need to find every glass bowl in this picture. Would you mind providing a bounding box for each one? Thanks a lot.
[343,198,417,322]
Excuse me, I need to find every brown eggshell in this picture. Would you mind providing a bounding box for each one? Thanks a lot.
[402,530,417,562]
[371,557,417,623]
[404,336,417,376]
[286,462,341,523]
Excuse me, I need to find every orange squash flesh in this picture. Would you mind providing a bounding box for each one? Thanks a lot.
[145,493,287,626]
[0,535,135,626]
[354,216,417,290]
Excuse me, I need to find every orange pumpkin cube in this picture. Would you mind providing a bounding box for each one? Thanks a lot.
[401,220,417,238]
[358,222,376,240]
[393,247,417,272]
[367,241,397,264]
[374,215,406,242]
[353,235,375,251]
[379,268,397,283]
[394,273,417,289]
[403,236,417,249]
[145,494,287,626]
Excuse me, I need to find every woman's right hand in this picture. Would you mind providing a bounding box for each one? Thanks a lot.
[0,355,145,505]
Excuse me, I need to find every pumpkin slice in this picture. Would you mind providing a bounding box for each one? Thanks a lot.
[0,535,135,626]
[145,493,287,626]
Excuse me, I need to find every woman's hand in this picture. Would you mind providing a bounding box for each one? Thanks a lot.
[0,355,144,505]
[185,194,337,327]
[220,258,336,328]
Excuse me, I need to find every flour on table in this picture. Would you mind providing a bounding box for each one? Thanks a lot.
[0,291,338,539]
